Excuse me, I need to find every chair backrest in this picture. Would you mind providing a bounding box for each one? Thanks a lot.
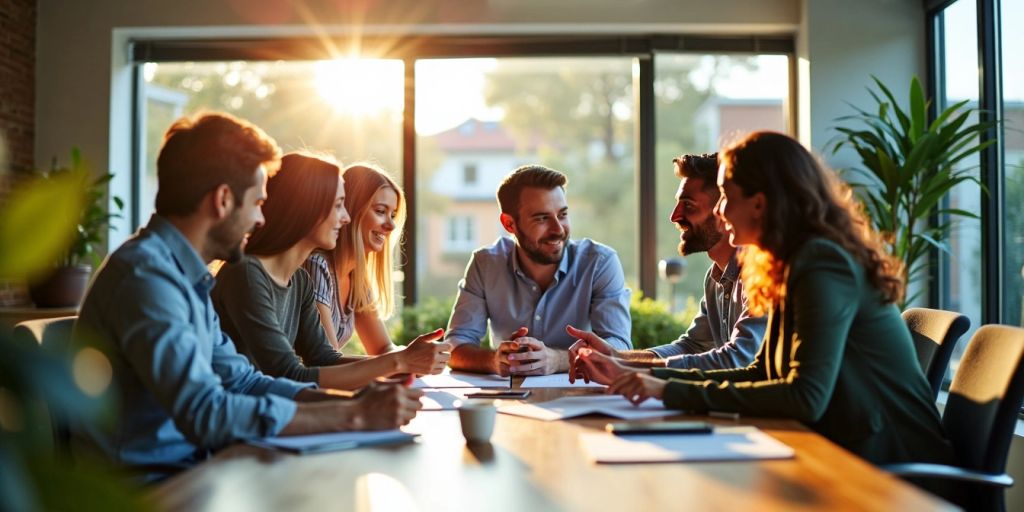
[902,307,970,399]
[943,324,1024,475]
[11,316,78,452]
[12,316,77,351]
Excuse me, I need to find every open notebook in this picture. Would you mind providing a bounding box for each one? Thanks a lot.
[580,426,795,463]
[247,430,418,455]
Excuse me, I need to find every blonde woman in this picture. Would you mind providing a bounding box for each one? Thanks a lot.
[213,154,450,391]
[304,163,417,355]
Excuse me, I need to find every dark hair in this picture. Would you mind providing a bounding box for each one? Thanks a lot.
[496,165,568,219]
[155,112,280,216]
[720,131,904,315]
[673,153,719,195]
[246,152,341,256]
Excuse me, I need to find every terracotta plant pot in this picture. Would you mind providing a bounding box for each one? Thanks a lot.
[29,265,92,308]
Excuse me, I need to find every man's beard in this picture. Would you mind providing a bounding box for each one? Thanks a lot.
[518,230,568,265]
[678,215,722,256]
[209,210,249,263]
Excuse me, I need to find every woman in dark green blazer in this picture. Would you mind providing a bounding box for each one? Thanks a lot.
[582,131,953,466]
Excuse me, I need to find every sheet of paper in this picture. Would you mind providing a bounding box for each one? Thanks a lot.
[498,394,676,421]
[579,426,794,463]
[419,388,480,410]
[248,430,417,454]
[412,370,509,389]
[520,373,605,389]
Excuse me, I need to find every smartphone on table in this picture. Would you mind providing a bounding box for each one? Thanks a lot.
[605,421,713,435]
[463,389,532,399]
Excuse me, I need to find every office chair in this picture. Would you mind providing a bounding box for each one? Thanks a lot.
[902,307,971,400]
[884,324,1024,512]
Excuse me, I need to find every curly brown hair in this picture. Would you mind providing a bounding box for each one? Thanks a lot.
[720,131,904,316]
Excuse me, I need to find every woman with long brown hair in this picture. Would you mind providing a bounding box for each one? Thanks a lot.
[575,132,953,466]
[212,152,451,390]
[303,163,407,355]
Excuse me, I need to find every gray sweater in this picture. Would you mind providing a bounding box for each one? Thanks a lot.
[212,255,345,383]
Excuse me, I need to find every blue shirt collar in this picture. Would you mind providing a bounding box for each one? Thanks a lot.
[145,214,213,288]
[507,237,572,282]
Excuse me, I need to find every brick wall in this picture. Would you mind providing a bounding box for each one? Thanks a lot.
[0,0,36,306]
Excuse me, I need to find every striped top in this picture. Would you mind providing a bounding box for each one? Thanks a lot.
[302,252,355,349]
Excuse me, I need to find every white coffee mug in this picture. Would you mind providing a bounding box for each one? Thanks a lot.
[458,400,497,443]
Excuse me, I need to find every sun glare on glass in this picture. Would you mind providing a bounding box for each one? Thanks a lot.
[313,58,404,115]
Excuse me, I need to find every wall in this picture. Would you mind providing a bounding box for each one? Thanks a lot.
[0,0,35,306]
[0,0,34,175]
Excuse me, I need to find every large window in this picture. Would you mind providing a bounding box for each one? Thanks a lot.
[140,60,405,224]
[653,54,789,310]
[415,57,638,300]
[130,35,793,310]
[935,0,982,366]
[930,0,1019,384]
[1002,0,1023,327]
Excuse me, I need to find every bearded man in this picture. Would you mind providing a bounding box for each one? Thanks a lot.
[445,165,631,376]
[568,154,766,375]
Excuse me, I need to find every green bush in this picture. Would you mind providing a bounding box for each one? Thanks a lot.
[629,291,697,350]
[388,296,456,347]
[383,292,697,351]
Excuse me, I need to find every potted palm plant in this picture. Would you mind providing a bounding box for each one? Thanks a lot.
[27,149,123,307]
[829,76,997,306]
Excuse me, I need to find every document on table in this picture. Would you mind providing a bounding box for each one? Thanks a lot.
[520,374,605,389]
[498,394,676,421]
[412,370,509,389]
[247,430,418,455]
[579,426,795,463]
[419,388,480,410]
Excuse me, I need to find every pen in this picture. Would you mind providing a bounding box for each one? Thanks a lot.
[708,410,741,421]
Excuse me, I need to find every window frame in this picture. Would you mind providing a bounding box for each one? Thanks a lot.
[127,33,795,305]
[927,0,1005,326]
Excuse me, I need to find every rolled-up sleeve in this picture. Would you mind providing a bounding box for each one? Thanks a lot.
[445,254,489,347]
[662,305,766,371]
[112,275,303,449]
[589,250,632,350]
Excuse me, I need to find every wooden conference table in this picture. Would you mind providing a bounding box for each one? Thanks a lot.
[150,387,955,512]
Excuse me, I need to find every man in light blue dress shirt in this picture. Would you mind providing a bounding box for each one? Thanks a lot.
[568,154,766,380]
[446,165,632,376]
[72,113,421,481]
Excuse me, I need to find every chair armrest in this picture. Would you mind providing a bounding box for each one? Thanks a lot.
[882,463,1014,488]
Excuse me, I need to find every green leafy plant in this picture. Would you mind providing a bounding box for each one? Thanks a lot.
[629,291,697,350]
[388,296,456,347]
[38,148,125,268]
[0,171,148,510]
[829,76,997,305]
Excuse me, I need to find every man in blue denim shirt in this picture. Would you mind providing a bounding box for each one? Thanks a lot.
[72,113,421,480]
[569,154,766,380]
[446,165,632,376]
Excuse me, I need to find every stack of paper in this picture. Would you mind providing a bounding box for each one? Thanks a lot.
[579,426,795,463]
[498,394,677,421]
[412,371,509,389]
[247,430,418,455]
[520,374,605,389]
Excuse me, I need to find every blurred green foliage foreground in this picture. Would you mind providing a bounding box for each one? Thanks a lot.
[0,155,149,511]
